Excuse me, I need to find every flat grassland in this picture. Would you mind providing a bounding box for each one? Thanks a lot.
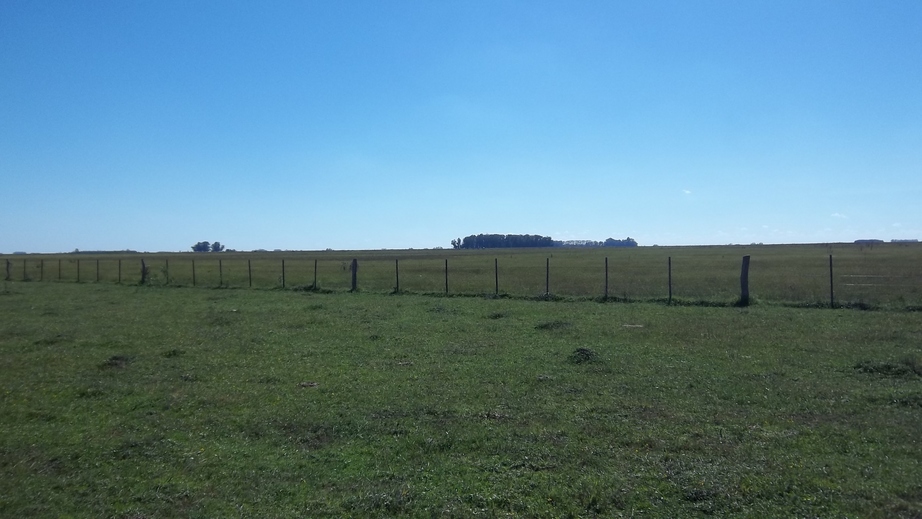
[1,281,920,517]
[4,242,922,308]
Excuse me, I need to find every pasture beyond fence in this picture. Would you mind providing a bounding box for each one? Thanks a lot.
[2,244,921,309]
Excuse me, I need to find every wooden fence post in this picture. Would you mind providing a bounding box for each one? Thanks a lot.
[248,259,252,288]
[192,260,196,287]
[829,254,835,308]
[604,257,609,299]
[140,259,148,285]
[282,259,286,288]
[23,259,27,281]
[96,259,100,283]
[545,258,550,297]
[313,259,318,289]
[118,260,121,284]
[163,259,168,285]
[494,258,499,295]
[350,259,358,291]
[394,259,399,293]
[667,257,672,304]
[739,255,751,306]
[77,259,81,283]
[58,259,61,281]
[219,259,223,287]
[445,259,449,295]
[40,259,44,282]
[4,259,9,282]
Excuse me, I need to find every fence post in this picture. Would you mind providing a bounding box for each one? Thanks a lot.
[494,258,499,295]
[96,259,100,283]
[40,259,44,282]
[77,259,81,283]
[192,260,196,287]
[394,259,399,293]
[313,259,318,289]
[58,259,62,281]
[118,259,121,284]
[545,258,550,297]
[282,259,286,288]
[140,259,148,285]
[350,259,358,291]
[829,254,835,308]
[164,259,169,285]
[604,257,609,300]
[667,257,672,304]
[739,255,751,306]
[445,259,449,295]
[23,259,26,281]
[219,259,223,287]
[248,259,252,288]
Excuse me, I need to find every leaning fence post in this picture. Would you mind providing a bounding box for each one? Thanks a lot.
[667,257,673,304]
[829,254,835,308]
[140,259,148,285]
[350,259,358,291]
[739,255,751,306]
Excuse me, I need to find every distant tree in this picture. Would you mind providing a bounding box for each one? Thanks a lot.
[211,241,225,252]
[451,238,461,249]
[192,241,211,252]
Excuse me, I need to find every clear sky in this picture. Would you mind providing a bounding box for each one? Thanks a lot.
[2,0,920,252]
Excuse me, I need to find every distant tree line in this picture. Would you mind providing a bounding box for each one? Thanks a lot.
[191,241,225,252]
[451,234,637,249]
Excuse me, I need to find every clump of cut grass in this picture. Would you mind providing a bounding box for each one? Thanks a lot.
[568,348,600,364]
[536,320,570,331]
[854,356,922,378]
[99,355,131,369]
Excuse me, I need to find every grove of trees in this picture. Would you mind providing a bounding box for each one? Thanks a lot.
[191,241,226,252]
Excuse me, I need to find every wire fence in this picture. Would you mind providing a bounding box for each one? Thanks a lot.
[4,246,921,309]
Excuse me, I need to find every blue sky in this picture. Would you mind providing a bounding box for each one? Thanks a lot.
[2,0,920,252]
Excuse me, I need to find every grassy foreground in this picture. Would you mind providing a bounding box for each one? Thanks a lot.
[1,283,920,517]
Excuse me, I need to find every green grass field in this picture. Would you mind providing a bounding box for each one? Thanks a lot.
[1,280,920,517]
[3,242,922,308]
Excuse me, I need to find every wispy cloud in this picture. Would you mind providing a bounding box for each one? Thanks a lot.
[682,189,692,195]
[831,213,848,219]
